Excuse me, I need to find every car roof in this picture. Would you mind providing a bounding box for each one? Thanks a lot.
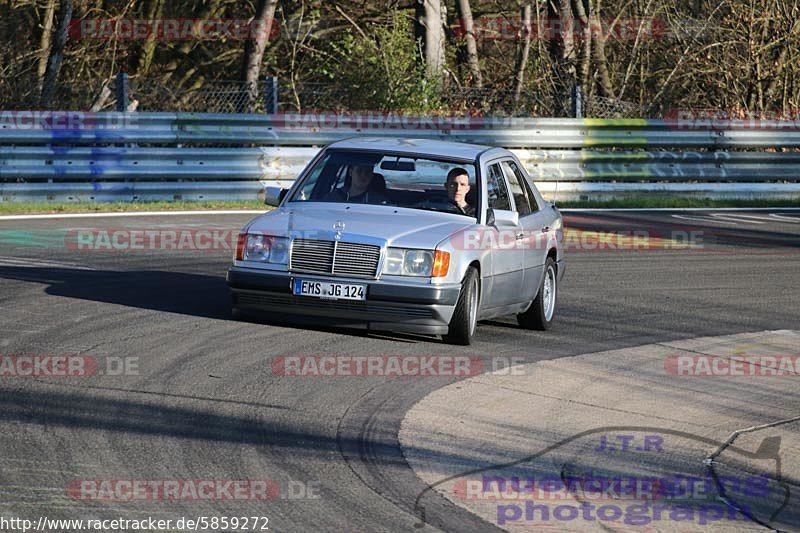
[327,137,503,161]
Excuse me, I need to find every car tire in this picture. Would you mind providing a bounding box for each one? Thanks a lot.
[443,267,480,346]
[517,257,557,331]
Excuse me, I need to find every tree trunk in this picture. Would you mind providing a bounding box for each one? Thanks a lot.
[40,0,72,109]
[36,0,57,95]
[455,0,481,88]
[240,0,278,113]
[548,0,576,116]
[514,4,532,104]
[588,0,615,98]
[571,0,592,91]
[136,0,165,77]
[416,0,445,82]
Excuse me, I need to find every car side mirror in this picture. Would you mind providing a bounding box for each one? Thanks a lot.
[265,186,289,207]
[487,208,519,227]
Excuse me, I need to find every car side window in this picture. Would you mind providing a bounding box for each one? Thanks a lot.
[486,163,512,211]
[506,160,540,213]
[500,160,532,216]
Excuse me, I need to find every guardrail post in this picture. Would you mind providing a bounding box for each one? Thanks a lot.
[265,75,278,114]
[116,72,129,112]
[573,84,583,118]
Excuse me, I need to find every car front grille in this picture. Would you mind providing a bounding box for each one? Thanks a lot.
[290,239,381,278]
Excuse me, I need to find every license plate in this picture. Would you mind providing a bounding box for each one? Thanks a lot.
[293,279,366,301]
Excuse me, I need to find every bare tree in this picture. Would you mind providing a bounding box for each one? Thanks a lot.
[40,0,72,109]
[36,0,57,95]
[136,0,165,77]
[416,0,446,82]
[240,0,279,112]
[587,0,614,98]
[548,0,577,115]
[514,4,533,104]
[571,0,593,90]
[455,0,482,87]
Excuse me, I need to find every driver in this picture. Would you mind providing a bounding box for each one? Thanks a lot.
[445,167,475,216]
[326,164,385,204]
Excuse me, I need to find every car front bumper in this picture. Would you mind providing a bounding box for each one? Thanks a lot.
[226,267,462,335]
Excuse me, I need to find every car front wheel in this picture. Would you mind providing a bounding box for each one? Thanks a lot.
[517,257,557,330]
[443,266,479,345]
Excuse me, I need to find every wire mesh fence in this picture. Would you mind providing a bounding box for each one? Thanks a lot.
[2,75,649,118]
[129,80,275,113]
[275,81,559,117]
[584,93,645,118]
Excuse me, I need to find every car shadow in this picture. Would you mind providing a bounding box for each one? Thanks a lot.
[234,309,437,344]
[480,319,522,330]
[0,266,233,319]
[0,266,437,343]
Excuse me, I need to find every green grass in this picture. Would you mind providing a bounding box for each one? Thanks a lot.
[1,196,799,215]
[0,200,266,215]
[557,197,800,209]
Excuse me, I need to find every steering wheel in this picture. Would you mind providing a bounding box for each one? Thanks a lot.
[411,198,461,213]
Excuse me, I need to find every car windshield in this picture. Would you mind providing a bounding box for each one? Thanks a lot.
[287,150,479,218]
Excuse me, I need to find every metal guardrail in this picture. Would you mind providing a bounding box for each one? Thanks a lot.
[5,147,800,183]
[1,112,799,201]
[4,181,798,203]
[3,113,800,147]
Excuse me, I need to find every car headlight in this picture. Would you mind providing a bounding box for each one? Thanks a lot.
[235,233,289,264]
[382,248,450,277]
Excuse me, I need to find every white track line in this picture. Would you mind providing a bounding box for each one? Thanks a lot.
[670,214,738,225]
[708,213,779,222]
[0,210,265,221]
[709,213,766,224]
[0,256,94,270]
[770,213,800,223]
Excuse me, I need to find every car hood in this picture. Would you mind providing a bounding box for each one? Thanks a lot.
[246,203,475,249]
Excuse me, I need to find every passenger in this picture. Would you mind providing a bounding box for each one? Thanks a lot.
[445,167,475,216]
[326,164,386,204]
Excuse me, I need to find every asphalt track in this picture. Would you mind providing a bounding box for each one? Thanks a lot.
[0,209,798,532]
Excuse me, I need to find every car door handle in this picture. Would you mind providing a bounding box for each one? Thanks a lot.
[541,226,550,233]
[516,232,525,240]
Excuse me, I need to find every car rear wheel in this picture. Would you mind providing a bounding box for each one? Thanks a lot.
[517,257,557,330]
[443,267,479,345]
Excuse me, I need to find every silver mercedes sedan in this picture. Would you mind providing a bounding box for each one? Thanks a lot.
[227,137,564,345]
